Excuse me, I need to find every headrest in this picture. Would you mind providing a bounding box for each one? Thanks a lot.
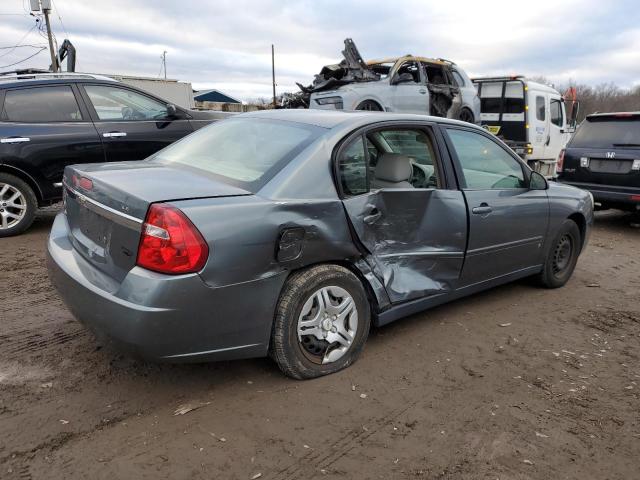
[375,153,413,183]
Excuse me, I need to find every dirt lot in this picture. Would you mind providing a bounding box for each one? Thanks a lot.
[1,209,639,480]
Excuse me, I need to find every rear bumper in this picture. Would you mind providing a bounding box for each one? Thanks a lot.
[46,213,286,362]
[557,180,640,210]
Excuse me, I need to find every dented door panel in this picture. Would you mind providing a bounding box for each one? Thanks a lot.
[343,189,467,303]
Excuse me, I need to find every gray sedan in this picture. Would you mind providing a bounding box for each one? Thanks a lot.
[47,110,593,379]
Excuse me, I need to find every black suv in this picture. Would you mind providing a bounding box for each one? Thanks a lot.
[0,73,228,236]
[557,112,640,212]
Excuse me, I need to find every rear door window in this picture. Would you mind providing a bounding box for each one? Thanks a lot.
[1,86,82,122]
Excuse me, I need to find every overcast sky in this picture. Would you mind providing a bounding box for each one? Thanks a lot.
[1,0,639,100]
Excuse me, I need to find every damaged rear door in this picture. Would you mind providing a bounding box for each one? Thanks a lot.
[336,123,467,303]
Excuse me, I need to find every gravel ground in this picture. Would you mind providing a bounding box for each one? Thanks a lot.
[0,208,639,480]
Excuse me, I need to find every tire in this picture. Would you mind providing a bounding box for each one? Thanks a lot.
[355,100,383,111]
[270,264,371,379]
[0,173,37,238]
[536,219,581,288]
[458,108,475,124]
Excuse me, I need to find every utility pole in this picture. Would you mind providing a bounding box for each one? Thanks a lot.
[31,0,58,72]
[271,44,276,108]
[161,51,167,79]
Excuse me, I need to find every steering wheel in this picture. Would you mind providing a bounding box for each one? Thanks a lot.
[122,106,136,120]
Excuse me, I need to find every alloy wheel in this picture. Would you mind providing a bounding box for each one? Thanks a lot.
[297,285,358,365]
[0,183,27,230]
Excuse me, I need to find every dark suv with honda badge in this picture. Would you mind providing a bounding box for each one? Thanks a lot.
[557,112,640,212]
[0,72,229,237]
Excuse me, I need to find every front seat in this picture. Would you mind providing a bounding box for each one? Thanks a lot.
[373,153,413,189]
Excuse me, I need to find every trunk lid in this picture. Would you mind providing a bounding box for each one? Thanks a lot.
[63,161,251,282]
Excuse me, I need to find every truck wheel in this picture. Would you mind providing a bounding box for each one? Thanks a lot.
[270,264,371,379]
[458,108,475,123]
[356,100,383,111]
[0,173,37,237]
[536,219,581,288]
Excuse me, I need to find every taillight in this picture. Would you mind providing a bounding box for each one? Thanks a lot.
[136,203,209,274]
[556,149,565,174]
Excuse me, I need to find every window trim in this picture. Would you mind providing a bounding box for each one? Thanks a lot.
[79,83,187,123]
[0,84,86,123]
[332,121,452,199]
[442,125,531,191]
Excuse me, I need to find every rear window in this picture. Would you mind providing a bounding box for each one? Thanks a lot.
[152,118,323,190]
[570,117,640,149]
[1,86,82,123]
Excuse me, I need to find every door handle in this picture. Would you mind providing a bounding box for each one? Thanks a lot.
[103,132,127,138]
[419,88,427,94]
[545,135,550,146]
[1,136,30,144]
[363,205,382,224]
[472,203,493,215]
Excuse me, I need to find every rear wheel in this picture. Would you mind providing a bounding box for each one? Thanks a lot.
[270,264,370,379]
[536,219,581,288]
[0,173,37,237]
[355,100,383,111]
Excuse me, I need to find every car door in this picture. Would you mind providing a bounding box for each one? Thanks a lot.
[529,90,548,158]
[337,123,467,303]
[388,61,429,114]
[0,84,104,199]
[443,127,549,286]
[546,96,569,158]
[80,83,194,162]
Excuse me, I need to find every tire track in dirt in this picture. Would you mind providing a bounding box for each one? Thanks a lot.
[271,399,419,480]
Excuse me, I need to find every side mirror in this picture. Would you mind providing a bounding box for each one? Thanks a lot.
[529,171,548,190]
[166,103,183,118]
[391,72,415,85]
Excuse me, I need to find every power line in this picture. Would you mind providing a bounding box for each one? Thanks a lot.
[0,44,46,50]
[51,0,70,39]
[0,22,38,59]
[0,47,46,69]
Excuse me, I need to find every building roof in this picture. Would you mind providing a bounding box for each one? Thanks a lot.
[194,89,241,104]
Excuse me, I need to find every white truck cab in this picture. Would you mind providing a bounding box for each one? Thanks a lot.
[472,76,577,177]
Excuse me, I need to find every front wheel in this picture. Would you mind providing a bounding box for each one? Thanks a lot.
[270,265,371,379]
[0,173,37,237]
[536,219,581,288]
[458,108,475,124]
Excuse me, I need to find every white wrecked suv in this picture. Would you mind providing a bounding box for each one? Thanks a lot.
[299,39,480,123]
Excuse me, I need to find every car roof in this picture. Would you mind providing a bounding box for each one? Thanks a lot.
[0,73,119,88]
[240,109,479,130]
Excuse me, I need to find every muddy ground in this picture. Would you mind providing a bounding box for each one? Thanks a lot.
[0,209,639,480]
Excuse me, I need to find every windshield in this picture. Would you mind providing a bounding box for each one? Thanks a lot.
[570,117,640,149]
[153,118,324,190]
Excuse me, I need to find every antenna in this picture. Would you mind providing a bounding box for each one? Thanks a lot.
[161,51,167,79]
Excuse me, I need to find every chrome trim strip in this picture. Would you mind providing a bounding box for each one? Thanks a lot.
[467,236,543,256]
[64,182,143,231]
[53,182,63,188]
[1,137,30,143]
[162,343,262,359]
